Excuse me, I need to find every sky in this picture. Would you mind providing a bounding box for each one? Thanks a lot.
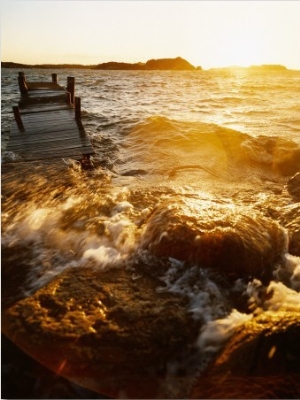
[1,1,300,70]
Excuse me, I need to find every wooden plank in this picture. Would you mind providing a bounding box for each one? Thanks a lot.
[19,104,73,114]
[20,109,75,118]
[19,93,69,106]
[12,116,77,126]
[18,112,76,124]
[6,137,93,150]
[9,125,82,137]
[22,90,68,98]
[9,131,90,144]
[6,139,94,150]
[6,141,94,153]
[26,82,64,90]
[8,129,85,141]
[8,109,81,136]
[12,119,78,131]
[15,147,94,161]
[6,145,94,156]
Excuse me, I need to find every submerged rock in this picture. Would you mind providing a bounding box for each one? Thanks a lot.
[190,311,300,399]
[140,199,287,282]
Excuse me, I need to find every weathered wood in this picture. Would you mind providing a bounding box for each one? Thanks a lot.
[7,148,94,162]
[75,97,81,121]
[3,73,95,163]
[26,82,64,90]
[12,106,25,132]
[67,76,75,105]
[7,131,92,143]
[51,73,58,84]
[18,91,69,106]
[18,72,28,95]
[19,104,72,114]
[66,91,72,105]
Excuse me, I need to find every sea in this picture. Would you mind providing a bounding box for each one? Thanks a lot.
[1,67,300,398]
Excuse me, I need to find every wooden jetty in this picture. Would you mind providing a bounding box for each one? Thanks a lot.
[4,72,95,163]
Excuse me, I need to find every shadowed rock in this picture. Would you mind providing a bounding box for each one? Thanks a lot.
[190,311,300,399]
[287,172,300,202]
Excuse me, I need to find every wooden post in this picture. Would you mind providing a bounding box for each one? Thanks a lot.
[75,96,84,133]
[51,73,58,84]
[66,92,71,105]
[18,72,28,95]
[75,97,81,121]
[67,77,75,105]
[13,106,25,132]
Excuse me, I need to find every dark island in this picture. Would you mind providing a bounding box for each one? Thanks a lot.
[1,57,201,71]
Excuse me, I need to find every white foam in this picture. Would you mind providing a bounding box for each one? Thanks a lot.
[2,196,140,292]
[111,201,133,215]
[83,245,123,267]
[285,253,300,290]
[157,261,229,322]
[197,309,251,352]
[1,151,23,163]
[274,253,300,291]
[247,278,300,313]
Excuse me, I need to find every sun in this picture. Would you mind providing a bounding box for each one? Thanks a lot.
[211,28,267,68]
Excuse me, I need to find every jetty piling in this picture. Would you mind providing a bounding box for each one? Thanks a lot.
[12,106,25,132]
[66,76,75,105]
[3,72,95,163]
[75,96,81,121]
[18,71,28,94]
[51,73,58,84]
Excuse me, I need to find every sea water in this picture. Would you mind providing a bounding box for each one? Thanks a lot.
[1,67,300,397]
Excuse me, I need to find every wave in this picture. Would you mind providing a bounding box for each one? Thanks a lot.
[117,116,300,181]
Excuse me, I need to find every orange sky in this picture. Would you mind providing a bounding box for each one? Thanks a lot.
[1,1,300,70]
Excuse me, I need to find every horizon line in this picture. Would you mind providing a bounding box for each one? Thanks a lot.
[2,60,299,72]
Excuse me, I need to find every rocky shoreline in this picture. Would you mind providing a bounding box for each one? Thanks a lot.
[2,156,300,398]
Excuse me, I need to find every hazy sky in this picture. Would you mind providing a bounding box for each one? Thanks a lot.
[1,1,300,70]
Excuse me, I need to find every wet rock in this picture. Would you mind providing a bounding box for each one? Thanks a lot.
[2,266,199,399]
[276,203,300,257]
[140,199,287,282]
[190,311,300,399]
[289,230,300,257]
[287,172,300,202]
[1,244,35,309]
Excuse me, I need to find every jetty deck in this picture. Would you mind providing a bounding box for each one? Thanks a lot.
[4,72,95,163]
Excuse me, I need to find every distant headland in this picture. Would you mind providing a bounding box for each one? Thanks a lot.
[1,59,293,72]
[1,57,202,71]
[209,64,289,73]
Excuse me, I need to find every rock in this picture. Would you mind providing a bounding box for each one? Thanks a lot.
[140,199,287,283]
[287,172,300,202]
[289,229,300,257]
[190,311,300,399]
[2,266,199,399]
[275,202,300,257]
